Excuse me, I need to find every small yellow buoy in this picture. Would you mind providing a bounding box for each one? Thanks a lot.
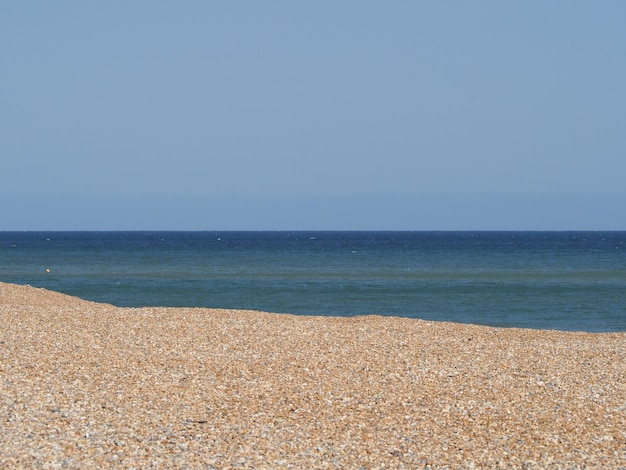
[46,268,50,273]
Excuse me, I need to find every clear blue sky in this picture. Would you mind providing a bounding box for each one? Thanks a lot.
[2,2,625,230]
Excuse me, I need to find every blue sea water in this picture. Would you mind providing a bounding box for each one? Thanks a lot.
[1,231,625,332]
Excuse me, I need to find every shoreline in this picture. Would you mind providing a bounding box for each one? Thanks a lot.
[1,281,625,467]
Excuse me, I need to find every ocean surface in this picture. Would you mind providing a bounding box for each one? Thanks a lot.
[1,231,625,332]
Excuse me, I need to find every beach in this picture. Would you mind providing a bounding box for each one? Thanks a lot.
[1,282,625,468]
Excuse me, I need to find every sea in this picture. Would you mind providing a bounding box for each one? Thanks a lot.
[1,231,625,332]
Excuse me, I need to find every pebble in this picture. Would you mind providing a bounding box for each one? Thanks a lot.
[1,282,625,468]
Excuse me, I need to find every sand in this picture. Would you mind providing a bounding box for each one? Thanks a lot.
[0,281,625,469]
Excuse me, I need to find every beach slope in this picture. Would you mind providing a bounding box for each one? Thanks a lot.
[1,281,625,468]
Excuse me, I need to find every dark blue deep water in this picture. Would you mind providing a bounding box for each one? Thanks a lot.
[1,231,625,332]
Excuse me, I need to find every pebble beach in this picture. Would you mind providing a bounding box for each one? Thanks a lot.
[1,281,625,468]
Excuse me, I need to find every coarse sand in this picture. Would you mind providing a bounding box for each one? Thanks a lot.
[1,281,625,469]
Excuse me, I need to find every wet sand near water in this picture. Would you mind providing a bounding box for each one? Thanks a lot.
[1,281,625,468]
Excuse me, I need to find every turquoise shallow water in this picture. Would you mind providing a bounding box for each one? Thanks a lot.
[1,231,625,331]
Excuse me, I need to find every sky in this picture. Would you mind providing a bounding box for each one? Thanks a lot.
[1,1,625,230]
